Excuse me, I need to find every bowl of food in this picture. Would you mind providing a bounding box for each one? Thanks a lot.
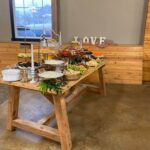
[64,69,81,81]
[2,69,21,81]
[93,51,104,57]
[86,60,98,67]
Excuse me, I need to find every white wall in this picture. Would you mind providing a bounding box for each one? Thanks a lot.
[0,0,12,41]
[0,0,148,44]
[60,0,148,44]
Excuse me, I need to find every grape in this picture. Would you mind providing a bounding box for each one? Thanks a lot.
[67,64,87,75]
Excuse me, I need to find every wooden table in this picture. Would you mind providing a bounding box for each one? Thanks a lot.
[0,63,106,150]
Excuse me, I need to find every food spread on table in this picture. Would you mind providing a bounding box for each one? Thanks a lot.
[1,44,105,93]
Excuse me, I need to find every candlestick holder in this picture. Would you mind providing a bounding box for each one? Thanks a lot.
[30,68,36,83]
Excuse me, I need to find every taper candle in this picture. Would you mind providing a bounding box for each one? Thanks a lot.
[31,44,34,70]
[30,43,36,83]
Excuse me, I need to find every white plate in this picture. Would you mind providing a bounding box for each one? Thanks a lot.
[44,60,64,66]
[38,71,63,79]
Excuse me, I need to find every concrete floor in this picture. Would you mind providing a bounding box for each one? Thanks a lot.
[0,85,8,104]
[0,84,150,150]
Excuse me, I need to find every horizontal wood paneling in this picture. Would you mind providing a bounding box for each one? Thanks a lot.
[66,44,143,84]
[0,42,19,69]
[143,0,150,81]
[0,42,39,70]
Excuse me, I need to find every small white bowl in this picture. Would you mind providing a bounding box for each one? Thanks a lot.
[2,69,21,81]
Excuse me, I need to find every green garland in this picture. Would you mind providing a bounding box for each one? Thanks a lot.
[38,80,65,94]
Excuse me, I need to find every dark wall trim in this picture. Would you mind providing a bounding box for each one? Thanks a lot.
[8,0,59,42]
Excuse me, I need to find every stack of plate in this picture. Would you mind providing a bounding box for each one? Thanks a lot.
[2,69,21,81]
[38,71,63,79]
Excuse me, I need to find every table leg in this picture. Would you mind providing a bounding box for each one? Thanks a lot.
[7,86,20,131]
[53,95,72,150]
[98,66,106,96]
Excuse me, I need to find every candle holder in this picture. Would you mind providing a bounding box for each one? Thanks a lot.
[30,68,36,83]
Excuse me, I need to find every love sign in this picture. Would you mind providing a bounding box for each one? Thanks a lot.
[72,36,106,45]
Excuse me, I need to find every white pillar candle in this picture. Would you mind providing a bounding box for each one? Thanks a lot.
[31,44,34,70]
[30,43,36,83]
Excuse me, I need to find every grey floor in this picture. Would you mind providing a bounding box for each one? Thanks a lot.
[0,85,8,104]
[0,84,150,150]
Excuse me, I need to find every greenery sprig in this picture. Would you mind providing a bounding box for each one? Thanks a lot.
[38,80,65,94]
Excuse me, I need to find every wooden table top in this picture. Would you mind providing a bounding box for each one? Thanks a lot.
[0,63,105,95]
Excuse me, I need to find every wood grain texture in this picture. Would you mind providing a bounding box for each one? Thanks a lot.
[0,42,39,70]
[78,45,143,84]
[7,86,20,131]
[37,85,87,125]
[143,0,150,81]
[53,95,72,150]
[12,119,60,142]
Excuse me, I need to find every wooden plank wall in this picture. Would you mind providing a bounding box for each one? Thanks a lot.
[0,42,20,69]
[71,45,143,84]
[0,42,143,84]
[144,0,150,81]
[0,42,39,70]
